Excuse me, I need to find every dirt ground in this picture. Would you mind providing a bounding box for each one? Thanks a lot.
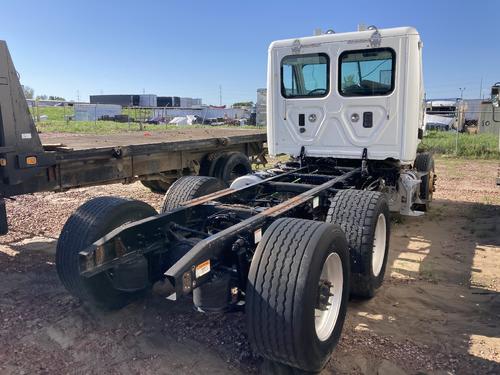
[0,157,498,375]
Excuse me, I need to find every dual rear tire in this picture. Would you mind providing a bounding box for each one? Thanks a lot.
[246,218,350,373]
[160,176,225,212]
[208,151,252,183]
[56,197,157,309]
[246,191,390,372]
[327,190,390,298]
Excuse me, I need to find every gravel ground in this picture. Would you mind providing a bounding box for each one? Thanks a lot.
[0,157,498,374]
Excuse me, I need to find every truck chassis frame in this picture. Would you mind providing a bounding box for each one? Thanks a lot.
[79,159,366,301]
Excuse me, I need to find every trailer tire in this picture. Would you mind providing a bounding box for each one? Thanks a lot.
[414,152,435,211]
[161,176,225,213]
[326,190,390,299]
[206,153,227,177]
[246,218,349,372]
[56,197,157,310]
[212,151,252,184]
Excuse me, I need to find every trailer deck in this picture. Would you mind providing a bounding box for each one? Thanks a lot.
[1,128,266,199]
[39,128,265,151]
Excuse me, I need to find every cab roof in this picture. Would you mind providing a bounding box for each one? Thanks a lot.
[269,26,419,50]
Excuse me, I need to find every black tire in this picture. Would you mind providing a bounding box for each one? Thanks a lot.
[212,151,252,184]
[206,153,227,177]
[326,190,390,299]
[414,152,435,211]
[140,179,172,194]
[56,197,157,309]
[160,176,225,213]
[246,218,350,372]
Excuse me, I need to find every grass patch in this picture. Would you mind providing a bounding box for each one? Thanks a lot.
[36,120,166,133]
[36,120,262,134]
[31,106,263,134]
[418,131,499,159]
[30,105,70,121]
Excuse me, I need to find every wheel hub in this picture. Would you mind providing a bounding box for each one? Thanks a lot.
[314,253,343,342]
[372,213,387,277]
[316,279,334,311]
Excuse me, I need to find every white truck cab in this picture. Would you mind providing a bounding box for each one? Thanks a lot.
[267,26,425,165]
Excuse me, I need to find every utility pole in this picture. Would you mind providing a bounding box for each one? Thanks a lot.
[459,87,465,100]
[479,77,483,99]
[456,87,466,154]
[219,85,222,106]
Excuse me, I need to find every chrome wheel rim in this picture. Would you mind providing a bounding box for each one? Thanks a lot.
[372,213,387,277]
[315,252,343,342]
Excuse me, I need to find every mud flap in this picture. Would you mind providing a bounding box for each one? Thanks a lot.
[0,198,8,235]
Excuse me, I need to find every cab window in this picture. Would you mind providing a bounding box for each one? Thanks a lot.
[281,53,329,98]
[339,48,395,96]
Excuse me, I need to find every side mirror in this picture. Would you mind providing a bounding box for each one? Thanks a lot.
[491,83,500,108]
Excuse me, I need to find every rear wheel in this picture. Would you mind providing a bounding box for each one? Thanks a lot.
[56,197,157,309]
[160,176,225,213]
[211,151,252,184]
[246,218,349,372]
[326,190,390,299]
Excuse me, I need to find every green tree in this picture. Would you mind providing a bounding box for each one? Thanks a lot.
[232,101,254,108]
[49,95,66,101]
[22,85,34,99]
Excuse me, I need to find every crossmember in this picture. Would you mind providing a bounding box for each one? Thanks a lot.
[78,166,361,298]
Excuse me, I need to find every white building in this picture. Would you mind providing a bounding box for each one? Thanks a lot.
[74,104,122,121]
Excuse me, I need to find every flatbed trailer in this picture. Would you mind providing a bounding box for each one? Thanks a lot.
[0,40,266,233]
[1,128,266,197]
